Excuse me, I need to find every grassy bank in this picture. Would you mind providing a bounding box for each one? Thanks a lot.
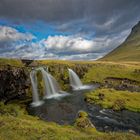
[35,61,140,91]
[0,58,24,67]
[0,103,140,140]
[85,88,140,112]
[83,61,140,84]
[0,59,140,139]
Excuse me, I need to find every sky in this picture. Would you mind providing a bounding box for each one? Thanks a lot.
[0,0,140,60]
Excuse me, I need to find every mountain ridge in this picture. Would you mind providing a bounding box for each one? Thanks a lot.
[100,21,140,61]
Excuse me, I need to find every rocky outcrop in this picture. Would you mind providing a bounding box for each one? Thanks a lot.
[75,111,95,129]
[21,59,33,66]
[103,77,140,92]
[0,65,30,103]
[35,63,93,91]
[0,63,92,103]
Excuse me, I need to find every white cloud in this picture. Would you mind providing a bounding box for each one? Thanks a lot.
[42,29,130,55]
[0,25,130,60]
[0,25,35,42]
[43,35,93,53]
[55,53,105,60]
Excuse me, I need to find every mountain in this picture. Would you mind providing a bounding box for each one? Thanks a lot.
[100,21,140,61]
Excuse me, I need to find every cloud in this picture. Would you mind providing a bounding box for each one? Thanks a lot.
[0,25,130,60]
[0,0,140,22]
[0,25,37,59]
[0,25,35,42]
[52,53,105,60]
[0,25,35,55]
[0,0,140,36]
[43,36,93,53]
[0,43,45,59]
[0,0,140,60]
[42,28,130,55]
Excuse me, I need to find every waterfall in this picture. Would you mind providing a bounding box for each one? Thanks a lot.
[40,68,62,99]
[31,67,68,100]
[68,68,93,90]
[68,68,83,89]
[30,70,43,107]
[30,67,69,106]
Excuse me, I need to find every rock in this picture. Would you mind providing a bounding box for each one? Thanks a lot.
[0,66,30,103]
[75,110,95,129]
[103,77,140,92]
[98,93,105,100]
[128,129,136,134]
[21,59,33,66]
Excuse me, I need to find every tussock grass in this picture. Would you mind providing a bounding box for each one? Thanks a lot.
[85,88,140,112]
[83,62,140,84]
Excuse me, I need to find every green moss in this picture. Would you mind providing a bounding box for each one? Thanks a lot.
[75,111,95,129]
[85,88,140,112]
[112,99,126,111]
[0,102,25,117]
[77,111,88,118]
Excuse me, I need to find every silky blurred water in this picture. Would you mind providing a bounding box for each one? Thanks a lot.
[28,84,140,134]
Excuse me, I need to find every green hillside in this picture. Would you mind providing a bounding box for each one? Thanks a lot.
[0,58,24,67]
[100,21,140,61]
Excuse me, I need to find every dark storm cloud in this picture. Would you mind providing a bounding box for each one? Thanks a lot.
[0,0,140,33]
[0,0,140,60]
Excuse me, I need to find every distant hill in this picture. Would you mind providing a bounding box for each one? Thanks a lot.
[100,21,140,61]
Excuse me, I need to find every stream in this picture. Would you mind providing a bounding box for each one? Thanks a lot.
[28,84,140,134]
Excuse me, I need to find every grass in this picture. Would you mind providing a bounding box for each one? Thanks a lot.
[85,88,140,112]
[100,42,140,61]
[0,58,24,67]
[83,61,140,84]
[0,59,140,139]
[0,103,140,140]
[100,22,140,61]
[33,61,140,91]
[37,59,95,66]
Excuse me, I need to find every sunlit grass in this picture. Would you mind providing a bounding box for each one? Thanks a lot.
[0,103,140,140]
[83,61,140,84]
[85,88,140,112]
[0,58,24,67]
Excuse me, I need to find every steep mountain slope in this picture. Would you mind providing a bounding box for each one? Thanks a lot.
[100,21,140,61]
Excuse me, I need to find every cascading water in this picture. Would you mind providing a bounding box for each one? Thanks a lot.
[40,68,63,99]
[68,68,83,88]
[68,68,93,90]
[30,67,68,102]
[30,70,44,107]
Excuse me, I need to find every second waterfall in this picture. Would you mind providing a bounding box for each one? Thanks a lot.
[30,67,68,107]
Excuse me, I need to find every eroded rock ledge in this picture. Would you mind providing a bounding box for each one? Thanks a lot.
[0,65,30,103]
[103,77,140,92]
